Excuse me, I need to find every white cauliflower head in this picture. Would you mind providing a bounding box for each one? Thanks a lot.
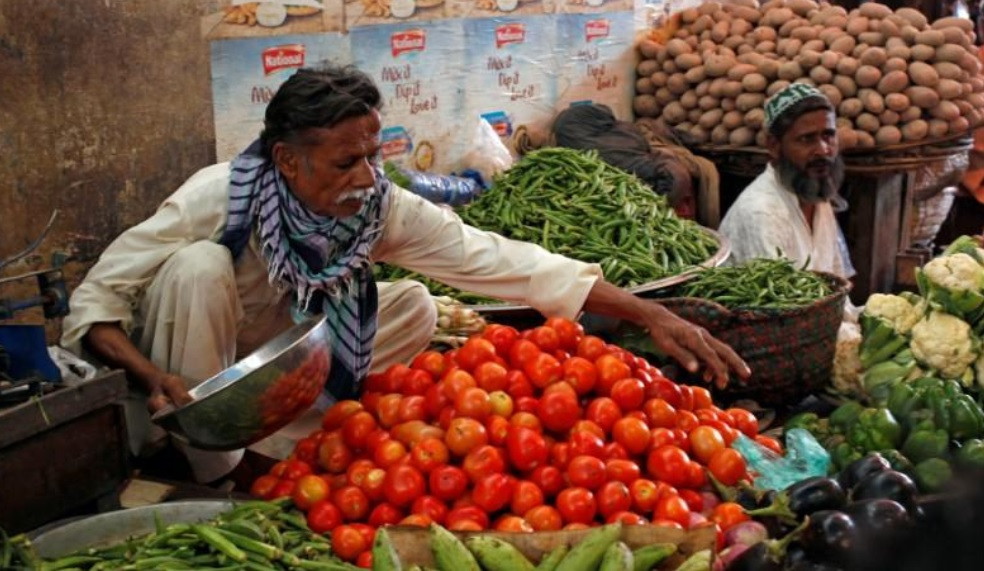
[864,293,922,334]
[833,321,864,395]
[910,311,979,379]
[922,253,984,292]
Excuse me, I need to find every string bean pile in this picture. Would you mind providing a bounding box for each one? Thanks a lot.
[677,258,833,309]
[2,500,358,571]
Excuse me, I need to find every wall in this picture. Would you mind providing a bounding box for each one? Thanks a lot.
[0,0,216,338]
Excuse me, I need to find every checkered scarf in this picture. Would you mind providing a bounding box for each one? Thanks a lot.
[219,140,389,396]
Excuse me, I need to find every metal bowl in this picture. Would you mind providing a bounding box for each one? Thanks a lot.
[151,315,332,450]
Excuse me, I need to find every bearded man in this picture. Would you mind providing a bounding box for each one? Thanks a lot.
[719,84,856,279]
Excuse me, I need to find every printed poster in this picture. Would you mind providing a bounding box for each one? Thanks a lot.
[210,34,353,162]
[469,0,556,19]
[554,12,636,121]
[346,0,473,27]
[202,0,344,39]
[460,15,559,157]
[351,21,465,174]
[558,0,634,15]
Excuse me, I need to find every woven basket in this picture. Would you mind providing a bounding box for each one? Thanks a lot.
[658,273,851,407]
[910,186,958,247]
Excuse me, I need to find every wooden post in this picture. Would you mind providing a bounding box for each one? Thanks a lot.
[842,172,906,303]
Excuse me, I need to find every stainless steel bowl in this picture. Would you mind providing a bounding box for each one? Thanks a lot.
[152,315,332,450]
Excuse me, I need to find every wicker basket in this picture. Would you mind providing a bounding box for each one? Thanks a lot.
[910,186,958,248]
[658,273,851,407]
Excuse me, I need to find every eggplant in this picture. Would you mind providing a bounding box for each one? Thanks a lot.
[786,477,847,517]
[850,470,919,512]
[799,510,858,566]
[837,452,891,491]
[783,560,844,571]
[842,498,913,544]
[726,520,809,571]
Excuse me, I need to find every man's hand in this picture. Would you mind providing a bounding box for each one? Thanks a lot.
[643,303,750,389]
[147,373,193,413]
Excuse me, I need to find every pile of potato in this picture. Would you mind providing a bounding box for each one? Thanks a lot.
[634,0,984,149]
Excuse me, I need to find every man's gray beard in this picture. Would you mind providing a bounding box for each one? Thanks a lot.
[775,155,848,212]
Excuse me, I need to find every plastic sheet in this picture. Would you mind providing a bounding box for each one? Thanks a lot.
[732,429,831,491]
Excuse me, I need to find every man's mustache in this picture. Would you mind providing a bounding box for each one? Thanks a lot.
[334,188,374,205]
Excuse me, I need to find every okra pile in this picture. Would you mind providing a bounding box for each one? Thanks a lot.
[677,258,833,309]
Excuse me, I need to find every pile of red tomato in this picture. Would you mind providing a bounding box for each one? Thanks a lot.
[250,318,782,566]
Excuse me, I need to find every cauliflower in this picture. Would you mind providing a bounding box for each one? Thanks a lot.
[922,253,984,292]
[833,321,864,396]
[910,311,980,380]
[977,352,984,390]
[864,293,922,334]
[917,253,984,332]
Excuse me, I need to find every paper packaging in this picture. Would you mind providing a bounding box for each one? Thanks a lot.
[202,0,343,39]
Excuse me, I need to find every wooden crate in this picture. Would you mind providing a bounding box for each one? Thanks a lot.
[0,370,130,534]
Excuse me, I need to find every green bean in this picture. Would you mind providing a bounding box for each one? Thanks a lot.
[678,258,832,309]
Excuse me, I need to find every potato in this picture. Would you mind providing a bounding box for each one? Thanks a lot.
[821,50,841,69]
[885,38,909,53]
[859,47,887,68]
[930,100,960,120]
[638,39,661,59]
[878,18,901,38]
[908,61,940,88]
[788,0,818,16]
[937,79,963,100]
[722,109,745,129]
[698,108,725,129]
[745,108,766,129]
[676,29,692,40]
[708,77,728,97]
[730,5,761,24]
[636,77,656,95]
[879,109,900,126]
[662,60,678,74]
[838,127,859,149]
[663,101,687,123]
[779,18,807,38]
[655,87,674,106]
[910,44,935,63]
[839,97,864,117]
[955,99,974,116]
[858,31,886,46]
[797,49,822,69]
[940,27,971,48]
[852,43,871,59]
[877,70,909,94]
[860,88,886,114]
[699,95,721,111]
[758,58,781,79]
[926,118,949,138]
[900,106,922,122]
[674,122,694,135]
[756,40,777,54]
[768,79,792,96]
[723,80,744,98]
[933,61,965,81]
[666,38,692,58]
[901,25,920,45]
[695,80,711,98]
[835,56,859,76]
[711,124,731,144]
[819,27,847,46]
[845,16,870,37]
[689,125,710,144]
[960,52,982,75]
[693,14,715,34]
[667,73,690,95]
[830,35,856,54]
[836,116,854,129]
[633,95,659,117]
[875,125,903,145]
[728,63,759,81]
[811,66,834,84]
[855,112,880,133]
[680,7,700,24]
[792,26,820,42]
[685,65,708,84]
[738,52,764,66]
[833,74,859,97]
[712,20,731,43]
[895,8,928,30]
[900,119,928,141]
[698,1,721,16]
[721,97,737,112]
[780,38,805,58]
[637,59,660,77]
[932,16,975,32]
[723,35,747,51]
[704,54,734,78]
[778,61,805,80]
[915,29,946,47]
[855,130,876,148]
[674,53,702,72]
[885,92,910,112]
[651,71,669,87]
[935,44,969,64]
[753,26,778,43]
[680,90,699,109]
[688,108,704,123]
[883,57,908,73]
[949,115,971,134]
[819,84,843,106]
[906,85,941,108]
[859,2,892,19]
[737,92,767,112]
[856,65,882,88]
[764,8,795,28]
[729,126,756,146]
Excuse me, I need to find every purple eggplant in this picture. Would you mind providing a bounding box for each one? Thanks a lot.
[837,452,891,491]
[799,510,858,566]
[850,470,919,512]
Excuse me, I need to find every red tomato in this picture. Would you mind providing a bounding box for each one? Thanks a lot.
[494,515,534,533]
[651,519,685,530]
[482,324,520,357]
[561,356,597,395]
[679,489,704,513]
[360,468,386,502]
[463,444,506,483]
[647,445,692,488]
[507,426,548,472]
[412,495,449,525]
[250,475,280,500]
[410,437,450,474]
[595,354,632,396]
[675,410,700,432]
[321,401,364,432]
[528,326,561,352]
[272,458,313,481]
[550,442,573,470]
[509,339,542,370]
[567,455,607,490]
[545,317,584,351]
[556,487,597,525]
[473,361,509,393]
[710,502,750,531]
[485,414,511,446]
[383,464,425,507]
[318,433,353,474]
[689,425,726,464]
[443,369,477,400]
[525,352,563,389]
[400,514,433,527]
[368,502,404,527]
[576,335,609,361]
[511,412,543,432]
[524,505,563,531]
[686,461,707,489]
[708,448,748,486]
[727,408,760,438]
[454,387,492,421]
[397,395,428,423]
[363,430,391,456]
[448,519,484,532]
[585,398,622,435]
[373,439,408,469]
[332,485,370,522]
[603,442,630,461]
[537,391,580,434]
[629,478,660,514]
[331,525,367,562]
[293,437,320,466]
[446,506,490,530]
[350,524,375,551]
[292,474,330,511]
[703,419,740,446]
[444,417,488,457]
[612,417,652,456]
[690,386,714,410]
[356,551,373,569]
[429,465,469,502]
[596,481,632,519]
[530,465,565,498]
[655,494,692,527]
[610,378,646,412]
[645,378,683,408]
[677,385,695,412]
[424,384,450,421]
[543,381,578,398]
[505,370,535,399]
[412,350,447,378]
[402,369,435,396]
[606,459,642,484]
[511,480,545,516]
[457,338,498,371]
[306,500,342,534]
[607,511,648,526]
[515,396,539,414]
[487,391,513,418]
[568,429,605,458]
[472,473,515,513]
[643,398,679,429]
[341,412,377,451]
[755,435,784,455]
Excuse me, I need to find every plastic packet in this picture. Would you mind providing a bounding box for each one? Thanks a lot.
[383,161,484,206]
[732,428,831,491]
[461,117,514,184]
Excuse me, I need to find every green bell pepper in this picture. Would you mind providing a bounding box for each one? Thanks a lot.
[829,401,865,432]
[926,388,952,434]
[831,442,864,471]
[914,458,953,493]
[956,439,984,470]
[949,395,984,440]
[847,408,904,452]
[900,421,949,464]
[784,412,821,436]
[880,449,916,476]
[887,382,919,422]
